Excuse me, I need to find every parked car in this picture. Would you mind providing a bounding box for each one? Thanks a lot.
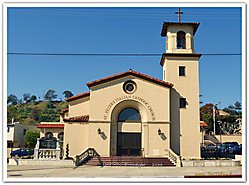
[231,144,242,155]
[216,144,227,153]
[222,142,239,153]
[10,148,34,158]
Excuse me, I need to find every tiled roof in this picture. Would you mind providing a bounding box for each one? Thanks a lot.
[160,53,202,66]
[66,92,90,102]
[37,124,64,128]
[86,69,173,88]
[63,115,89,122]
[61,108,69,113]
[161,22,200,36]
[200,121,208,127]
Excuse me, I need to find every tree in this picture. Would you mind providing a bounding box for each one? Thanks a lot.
[234,101,241,111]
[23,93,31,103]
[31,108,41,121]
[63,90,74,99]
[30,95,37,102]
[25,130,40,149]
[44,89,57,101]
[7,94,18,105]
[223,101,242,116]
[200,103,214,115]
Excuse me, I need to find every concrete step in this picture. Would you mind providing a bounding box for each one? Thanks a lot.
[85,156,175,167]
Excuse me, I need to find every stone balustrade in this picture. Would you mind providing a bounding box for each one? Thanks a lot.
[37,149,60,160]
[34,138,61,160]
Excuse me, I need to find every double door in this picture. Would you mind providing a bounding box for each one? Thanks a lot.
[117,132,141,156]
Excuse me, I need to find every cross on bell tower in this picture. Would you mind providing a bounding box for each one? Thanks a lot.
[175,8,183,23]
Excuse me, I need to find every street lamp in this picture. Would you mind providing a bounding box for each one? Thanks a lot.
[217,121,222,143]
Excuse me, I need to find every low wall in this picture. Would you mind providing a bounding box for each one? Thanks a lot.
[215,135,242,144]
[8,159,74,166]
[182,159,241,167]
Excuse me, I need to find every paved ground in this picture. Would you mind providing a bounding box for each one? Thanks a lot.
[6,165,243,181]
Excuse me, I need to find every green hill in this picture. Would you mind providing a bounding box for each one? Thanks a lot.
[7,101,68,125]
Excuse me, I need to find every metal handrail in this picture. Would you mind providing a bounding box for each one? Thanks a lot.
[75,148,102,166]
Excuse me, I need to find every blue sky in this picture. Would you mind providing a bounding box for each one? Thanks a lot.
[7,7,242,109]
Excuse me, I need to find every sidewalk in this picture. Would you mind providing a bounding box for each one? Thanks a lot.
[7,165,242,179]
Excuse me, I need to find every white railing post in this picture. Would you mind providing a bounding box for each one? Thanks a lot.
[168,149,182,167]
[34,138,40,160]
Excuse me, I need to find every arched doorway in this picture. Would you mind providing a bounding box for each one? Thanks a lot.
[116,107,142,156]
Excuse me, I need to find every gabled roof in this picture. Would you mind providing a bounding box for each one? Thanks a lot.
[63,115,89,122]
[161,22,200,37]
[61,108,69,113]
[66,92,90,102]
[86,70,173,88]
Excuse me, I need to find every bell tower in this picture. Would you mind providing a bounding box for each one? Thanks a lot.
[160,9,202,159]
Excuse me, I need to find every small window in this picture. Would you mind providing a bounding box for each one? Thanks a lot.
[7,141,13,148]
[180,98,187,108]
[45,132,53,139]
[179,66,185,76]
[23,129,27,135]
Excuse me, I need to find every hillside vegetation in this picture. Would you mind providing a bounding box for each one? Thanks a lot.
[7,101,68,125]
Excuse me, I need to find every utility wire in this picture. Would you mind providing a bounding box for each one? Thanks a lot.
[7,52,241,56]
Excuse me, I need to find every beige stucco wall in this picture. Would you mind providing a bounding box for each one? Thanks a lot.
[146,123,170,157]
[63,122,89,158]
[163,57,201,159]
[68,97,90,117]
[88,122,111,157]
[89,76,170,122]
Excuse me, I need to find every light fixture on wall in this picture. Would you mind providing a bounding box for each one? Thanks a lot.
[97,128,101,134]
[158,129,162,135]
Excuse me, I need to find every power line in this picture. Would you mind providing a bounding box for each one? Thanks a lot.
[7,52,241,56]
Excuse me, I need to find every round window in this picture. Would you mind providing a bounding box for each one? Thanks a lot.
[123,81,136,94]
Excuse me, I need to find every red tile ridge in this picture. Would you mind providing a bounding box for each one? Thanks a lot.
[37,123,64,128]
[200,121,208,127]
[61,108,69,113]
[86,69,173,88]
[66,92,90,102]
[63,115,89,122]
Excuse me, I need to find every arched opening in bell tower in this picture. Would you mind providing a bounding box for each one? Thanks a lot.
[177,31,186,49]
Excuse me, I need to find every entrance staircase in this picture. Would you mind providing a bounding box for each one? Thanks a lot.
[85,156,175,167]
[75,148,178,167]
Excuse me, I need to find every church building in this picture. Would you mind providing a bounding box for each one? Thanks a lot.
[37,14,202,166]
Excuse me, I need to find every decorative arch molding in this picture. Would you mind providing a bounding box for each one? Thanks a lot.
[104,96,156,122]
[110,99,149,123]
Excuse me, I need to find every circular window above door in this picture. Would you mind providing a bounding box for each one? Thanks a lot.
[123,80,137,94]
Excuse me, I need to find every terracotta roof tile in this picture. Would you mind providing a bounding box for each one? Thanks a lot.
[63,115,89,122]
[86,69,173,88]
[161,22,200,36]
[200,121,208,127]
[37,124,64,128]
[66,92,90,102]
[61,108,69,113]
